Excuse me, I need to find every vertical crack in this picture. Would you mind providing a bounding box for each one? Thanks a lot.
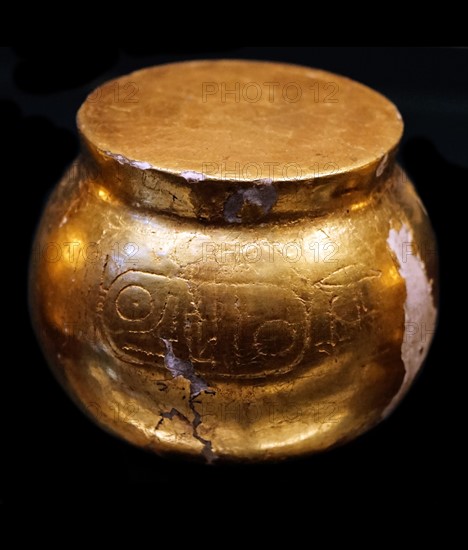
[157,339,217,463]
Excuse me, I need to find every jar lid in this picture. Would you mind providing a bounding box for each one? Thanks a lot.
[78,60,403,221]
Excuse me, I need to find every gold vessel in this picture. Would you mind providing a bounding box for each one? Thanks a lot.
[29,60,438,461]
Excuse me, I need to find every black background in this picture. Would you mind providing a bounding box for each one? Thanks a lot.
[2,47,466,504]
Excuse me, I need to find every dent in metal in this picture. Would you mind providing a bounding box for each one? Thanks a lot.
[224,182,277,223]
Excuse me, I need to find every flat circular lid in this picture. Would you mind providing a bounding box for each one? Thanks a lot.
[78,60,403,183]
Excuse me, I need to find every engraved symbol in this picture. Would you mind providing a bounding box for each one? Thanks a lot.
[101,271,307,378]
[102,270,191,366]
[189,283,306,377]
[254,319,296,356]
[115,285,152,320]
